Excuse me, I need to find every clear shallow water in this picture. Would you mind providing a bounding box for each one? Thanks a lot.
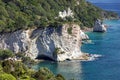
[33,20,120,80]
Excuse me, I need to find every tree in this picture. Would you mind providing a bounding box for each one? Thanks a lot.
[0,49,14,60]
[56,74,65,80]
[14,17,28,30]
[0,20,6,32]
[34,67,55,80]
[0,0,118,33]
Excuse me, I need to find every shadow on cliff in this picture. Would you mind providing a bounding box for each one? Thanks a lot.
[36,55,55,61]
[31,26,62,61]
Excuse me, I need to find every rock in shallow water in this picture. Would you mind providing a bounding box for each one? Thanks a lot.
[93,19,107,32]
[80,30,89,40]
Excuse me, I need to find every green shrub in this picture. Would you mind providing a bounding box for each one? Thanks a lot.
[34,67,55,80]
[1,60,28,78]
[20,76,36,80]
[0,49,14,60]
[15,52,25,58]
[0,73,16,80]
[0,64,3,72]
[0,60,66,80]
[67,27,72,35]
[56,74,65,80]
[53,48,65,58]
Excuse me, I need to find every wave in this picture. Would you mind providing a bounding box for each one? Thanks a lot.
[88,54,102,61]
[82,40,94,44]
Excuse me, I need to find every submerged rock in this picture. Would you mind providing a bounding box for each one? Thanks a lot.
[0,24,89,61]
[93,19,106,32]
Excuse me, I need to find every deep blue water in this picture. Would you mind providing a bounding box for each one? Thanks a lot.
[32,1,120,80]
[93,3,120,16]
[86,0,120,3]
[87,0,120,16]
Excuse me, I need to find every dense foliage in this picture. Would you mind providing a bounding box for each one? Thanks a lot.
[0,49,14,60]
[0,60,65,80]
[0,0,118,33]
[0,49,65,80]
[0,73,16,80]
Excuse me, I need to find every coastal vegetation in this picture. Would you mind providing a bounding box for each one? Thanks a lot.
[0,49,65,80]
[0,49,14,60]
[0,0,119,80]
[53,48,65,55]
[0,60,65,80]
[67,27,72,35]
[0,0,118,33]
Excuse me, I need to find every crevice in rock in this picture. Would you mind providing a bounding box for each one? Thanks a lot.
[36,55,54,61]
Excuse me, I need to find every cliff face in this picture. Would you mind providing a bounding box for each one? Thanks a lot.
[0,24,88,61]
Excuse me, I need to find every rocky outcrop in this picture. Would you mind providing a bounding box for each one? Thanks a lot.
[93,19,106,32]
[0,24,89,61]
[80,30,89,40]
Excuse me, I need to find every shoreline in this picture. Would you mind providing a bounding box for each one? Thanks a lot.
[34,53,102,62]
[82,27,93,32]
[81,18,120,33]
[73,53,102,61]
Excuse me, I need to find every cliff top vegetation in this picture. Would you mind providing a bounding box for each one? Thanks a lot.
[0,0,118,33]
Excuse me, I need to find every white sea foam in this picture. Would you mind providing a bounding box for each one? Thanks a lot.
[74,54,102,62]
[87,54,102,61]
[70,53,102,62]
[82,40,94,44]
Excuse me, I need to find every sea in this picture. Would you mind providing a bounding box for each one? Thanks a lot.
[32,1,120,80]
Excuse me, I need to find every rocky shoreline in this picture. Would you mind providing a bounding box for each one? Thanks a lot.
[0,21,105,62]
[82,27,93,32]
[54,52,102,62]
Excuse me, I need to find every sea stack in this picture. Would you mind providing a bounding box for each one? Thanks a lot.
[93,19,106,32]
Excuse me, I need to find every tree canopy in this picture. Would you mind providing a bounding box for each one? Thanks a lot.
[0,0,118,33]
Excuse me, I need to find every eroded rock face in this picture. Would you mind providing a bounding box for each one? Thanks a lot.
[93,19,106,32]
[80,30,89,40]
[0,24,85,61]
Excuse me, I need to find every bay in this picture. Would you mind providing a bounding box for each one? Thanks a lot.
[32,1,120,80]
[32,19,120,80]
[93,3,120,16]
[87,0,120,16]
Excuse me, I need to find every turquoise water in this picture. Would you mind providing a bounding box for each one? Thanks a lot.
[33,19,120,80]
[33,1,120,79]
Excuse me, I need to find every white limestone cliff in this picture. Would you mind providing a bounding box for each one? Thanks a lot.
[0,24,89,61]
[93,19,106,32]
